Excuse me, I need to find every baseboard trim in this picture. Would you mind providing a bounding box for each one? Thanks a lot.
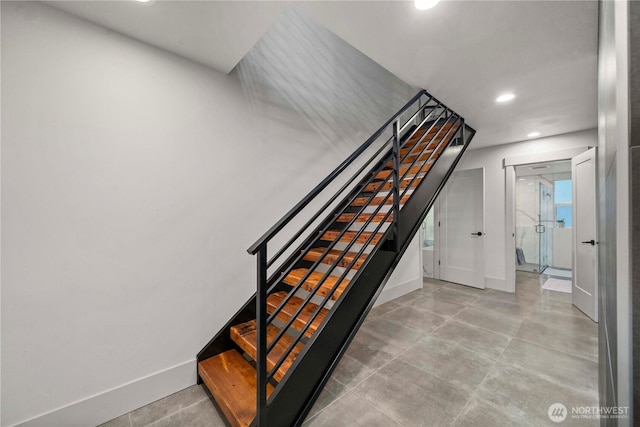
[485,276,508,292]
[11,360,196,427]
[374,276,422,307]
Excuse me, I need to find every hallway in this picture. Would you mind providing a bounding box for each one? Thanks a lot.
[101,272,599,427]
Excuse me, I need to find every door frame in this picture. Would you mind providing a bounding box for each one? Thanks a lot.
[434,167,486,288]
[504,146,591,292]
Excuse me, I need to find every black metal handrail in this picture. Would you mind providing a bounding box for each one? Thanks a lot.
[247,90,463,426]
[247,89,432,255]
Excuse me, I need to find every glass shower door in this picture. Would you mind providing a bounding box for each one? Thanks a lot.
[537,182,552,273]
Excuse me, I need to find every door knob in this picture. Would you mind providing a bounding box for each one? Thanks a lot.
[581,239,595,246]
[471,232,483,236]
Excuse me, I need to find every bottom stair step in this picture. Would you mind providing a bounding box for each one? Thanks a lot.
[230,320,304,382]
[198,349,273,427]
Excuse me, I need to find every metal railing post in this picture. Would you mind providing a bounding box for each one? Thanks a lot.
[392,119,401,253]
[256,247,268,426]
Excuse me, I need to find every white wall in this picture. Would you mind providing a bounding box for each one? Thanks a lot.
[453,129,597,290]
[0,3,421,426]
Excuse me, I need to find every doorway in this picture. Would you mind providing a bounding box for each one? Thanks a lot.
[421,168,485,288]
[514,161,572,275]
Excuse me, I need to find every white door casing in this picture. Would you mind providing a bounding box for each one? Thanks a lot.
[437,168,485,288]
[572,147,598,322]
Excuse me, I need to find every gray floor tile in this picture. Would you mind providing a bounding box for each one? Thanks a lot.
[430,287,480,305]
[381,305,447,333]
[422,277,445,289]
[399,336,496,391]
[472,297,533,318]
[516,319,598,362]
[454,306,524,337]
[534,297,589,317]
[430,320,511,360]
[483,289,540,305]
[98,414,131,427]
[130,385,209,427]
[479,362,598,426]
[437,281,489,297]
[527,309,598,339]
[392,289,426,305]
[452,397,533,427]
[303,389,402,426]
[353,358,471,427]
[408,294,467,318]
[350,316,426,357]
[306,377,348,419]
[540,289,573,303]
[368,300,402,318]
[499,339,599,394]
[145,399,225,427]
[330,332,396,388]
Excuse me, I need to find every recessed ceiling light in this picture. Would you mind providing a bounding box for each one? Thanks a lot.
[527,132,541,138]
[415,0,440,10]
[496,93,515,103]
[135,0,152,3]
[518,178,526,181]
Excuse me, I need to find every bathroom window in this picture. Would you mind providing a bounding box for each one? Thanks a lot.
[554,179,572,227]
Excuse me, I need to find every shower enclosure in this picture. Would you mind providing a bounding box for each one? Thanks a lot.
[516,178,554,273]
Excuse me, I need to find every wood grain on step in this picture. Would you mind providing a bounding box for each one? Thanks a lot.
[351,193,410,207]
[283,268,349,300]
[198,350,273,427]
[336,211,394,223]
[320,230,385,245]
[375,162,432,180]
[363,177,422,193]
[303,247,368,270]
[230,320,303,382]
[266,292,328,337]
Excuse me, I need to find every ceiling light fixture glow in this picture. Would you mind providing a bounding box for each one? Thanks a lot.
[495,93,516,103]
[415,0,440,10]
[527,132,541,138]
[135,0,152,3]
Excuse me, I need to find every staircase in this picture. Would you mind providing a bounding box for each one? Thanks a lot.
[197,90,475,427]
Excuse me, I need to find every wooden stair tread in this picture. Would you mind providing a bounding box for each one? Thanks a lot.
[407,122,455,143]
[352,193,410,207]
[320,230,384,245]
[400,140,445,157]
[266,291,328,337]
[402,150,435,165]
[375,162,433,180]
[364,177,423,193]
[198,350,273,427]
[303,247,367,270]
[336,211,393,223]
[283,268,349,300]
[230,320,304,383]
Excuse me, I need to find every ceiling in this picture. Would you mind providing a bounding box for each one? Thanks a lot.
[49,0,599,149]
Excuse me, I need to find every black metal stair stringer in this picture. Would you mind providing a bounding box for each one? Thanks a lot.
[262,125,476,427]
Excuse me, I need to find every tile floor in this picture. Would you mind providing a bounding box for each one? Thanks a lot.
[100,271,599,427]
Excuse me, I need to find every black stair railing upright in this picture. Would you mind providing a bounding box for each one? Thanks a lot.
[245,89,475,426]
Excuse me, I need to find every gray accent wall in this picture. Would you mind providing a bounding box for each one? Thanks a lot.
[598,0,636,424]
[630,1,640,424]
[597,1,618,416]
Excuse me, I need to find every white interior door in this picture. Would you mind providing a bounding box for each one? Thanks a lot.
[438,168,485,288]
[572,148,598,322]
